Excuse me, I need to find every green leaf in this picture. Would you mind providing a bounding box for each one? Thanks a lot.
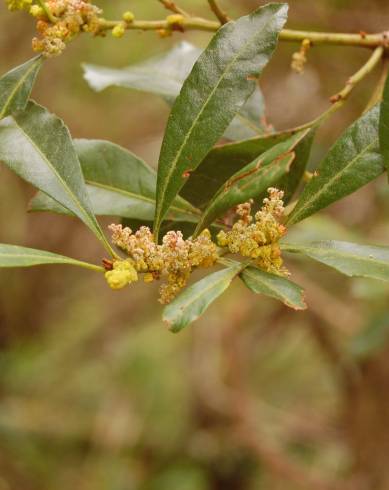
[0,244,102,271]
[240,266,306,310]
[288,105,385,225]
[180,130,293,208]
[0,102,113,254]
[277,129,315,203]
[154,4,288,237]
[83,42,267,141]
[282,240,389,282]
[83,42,202,102]
[0,56,42,120]
[223,88,267,141]
[194,130,308,234]
[379,72,389,174]
[163,263,244,332]
[30,139,199,222]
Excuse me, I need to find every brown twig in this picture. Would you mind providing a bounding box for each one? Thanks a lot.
[158,0,190,17]
[207,0,230,24]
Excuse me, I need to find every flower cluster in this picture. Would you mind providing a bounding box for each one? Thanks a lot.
[107,225,218,304]
[29,0,102,56]
[105,188,288,303]
[217,188,288,276]
[291,38,311,74]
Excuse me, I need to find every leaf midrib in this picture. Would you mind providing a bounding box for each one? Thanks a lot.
[197,153,291,231]
[156,18,278,227]
[290,138,379,223]
[242,268,301,307]
[165,266,242,324]
[0,59,40,119]
[282,243,389,268]
[0,252,77,264]
[88,180,200,217]
[13,115,98,232]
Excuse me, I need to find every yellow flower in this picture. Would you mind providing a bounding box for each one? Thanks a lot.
[122,11,134,23]
[166,14,185,27]
[30,4,45,17]
[105,260,138,290]
[112,23,125,38]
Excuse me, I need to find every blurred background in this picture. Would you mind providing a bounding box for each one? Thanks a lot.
[1,1,389,488]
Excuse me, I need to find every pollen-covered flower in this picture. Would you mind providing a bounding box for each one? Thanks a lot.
[105,259,138,290]
[108,225,218,304]
[217,188,289,276]
[31,0,102,56]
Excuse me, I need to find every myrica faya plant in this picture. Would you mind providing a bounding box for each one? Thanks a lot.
[1,0,389,332]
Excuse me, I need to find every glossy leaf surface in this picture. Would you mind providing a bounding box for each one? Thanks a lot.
[181,130,292,208]
[288,106,385,225]
[0,244,100,270]
[240,266,306,310]
[0,102,111,250]
[154,4,288,237]
[83,41,267,141]
[163,263,244,332]
[282,240,389,282]
[0,56,42,120]
[223,88,267,140]
[30,139,199,222]
[83,42,202,102]
[194,130,308,233]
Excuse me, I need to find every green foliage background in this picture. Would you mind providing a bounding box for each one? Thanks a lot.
[0,1,389,488]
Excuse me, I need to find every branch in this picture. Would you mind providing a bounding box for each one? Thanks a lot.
[365,56,389,111]
[207,0,230,24]
[99,17,220,33]
[295,45,384,131]
[98,16,389,48]
[158,0,189,17]
[280,28,389,48]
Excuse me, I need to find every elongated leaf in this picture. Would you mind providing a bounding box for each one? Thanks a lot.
[277,129,315,203]
[83,42,202,101]
[240,266,306,310]
[288,105,385,225]
[154,4,288,237]
[223,88,267,141]
[0,56,42,120]
[163,263,244,332]
[0,102,111,252]
[181,130,292,208]
[194,130,309,233]
[282,240,389,282]
[83,42,267,141]
[379,72,389,173]
[31,184,198,222]
[30,139,199,222]
[0,244,101,271]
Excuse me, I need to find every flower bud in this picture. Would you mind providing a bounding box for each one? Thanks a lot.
[166,14,185,28]
[30,4,45,17]
[112,23,125,38]
[122,11,135,23]
[105,260,138,290]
